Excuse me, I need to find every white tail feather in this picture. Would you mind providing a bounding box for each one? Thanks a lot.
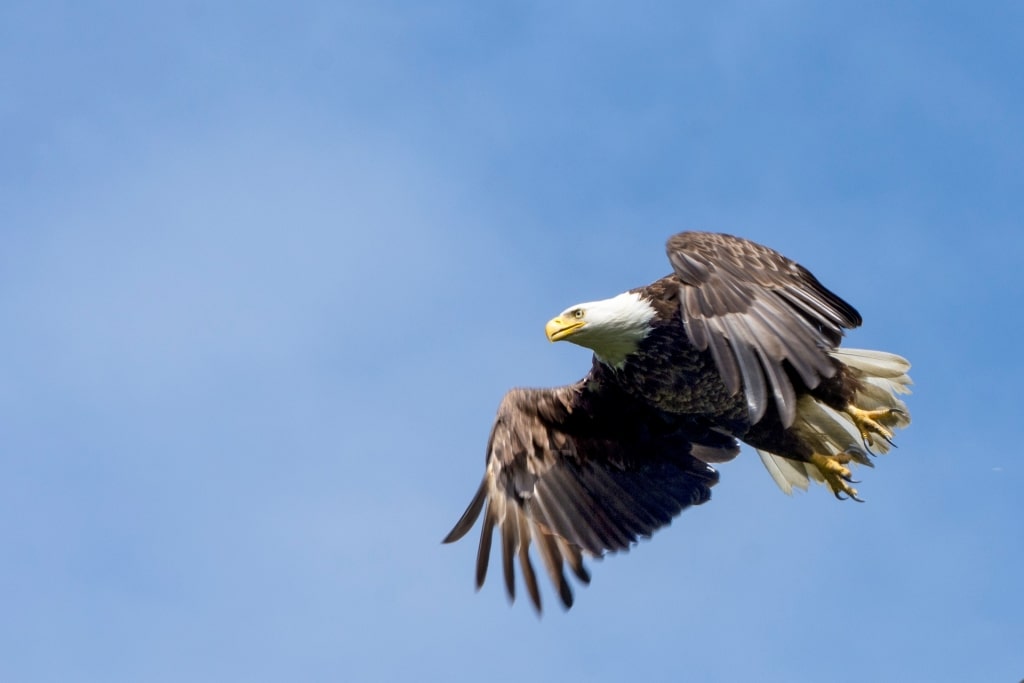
[829,348,911,377]
[757,449,809,494]
[759,347,912,494]
[793,396,869,461]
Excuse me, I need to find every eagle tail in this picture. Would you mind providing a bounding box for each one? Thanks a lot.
[758,347,912,495]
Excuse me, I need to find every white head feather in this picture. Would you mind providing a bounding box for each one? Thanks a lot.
[548,291,657,368]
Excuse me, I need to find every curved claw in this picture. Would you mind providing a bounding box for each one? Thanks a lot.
[849,406,904,454]
[863,433,897,453]
[810,453,862,502]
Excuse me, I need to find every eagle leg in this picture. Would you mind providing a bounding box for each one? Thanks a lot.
[809,452,863,503]
[845,406,906,454]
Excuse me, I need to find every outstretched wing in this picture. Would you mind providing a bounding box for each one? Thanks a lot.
[666,231,862,427]
[443,373,737,612]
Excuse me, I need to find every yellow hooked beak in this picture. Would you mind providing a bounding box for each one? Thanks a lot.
[545,316,585,342]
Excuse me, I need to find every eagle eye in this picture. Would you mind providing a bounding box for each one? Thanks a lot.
[573,309,584,319]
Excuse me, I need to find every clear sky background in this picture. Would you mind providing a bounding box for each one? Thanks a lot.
[3,2,1023,682]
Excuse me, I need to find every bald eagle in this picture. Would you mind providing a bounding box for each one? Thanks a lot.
[443,231,912,612]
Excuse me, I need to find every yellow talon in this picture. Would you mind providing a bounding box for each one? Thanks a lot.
[809,453,862,502]
[845,406,906,450]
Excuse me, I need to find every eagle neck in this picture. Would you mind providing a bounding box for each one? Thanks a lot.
[587,291,658,369]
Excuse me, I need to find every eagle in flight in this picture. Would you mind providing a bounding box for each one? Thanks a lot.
[443,231,912,612]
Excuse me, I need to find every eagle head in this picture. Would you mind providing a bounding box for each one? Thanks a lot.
[545,291,657,367]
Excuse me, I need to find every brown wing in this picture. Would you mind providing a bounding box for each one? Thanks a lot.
[443,372,737,612]
[666,231,862,427]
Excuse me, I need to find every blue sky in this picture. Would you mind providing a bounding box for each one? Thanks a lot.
[3,2,1023,681]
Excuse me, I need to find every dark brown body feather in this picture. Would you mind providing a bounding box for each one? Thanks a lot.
[445,231,871,612]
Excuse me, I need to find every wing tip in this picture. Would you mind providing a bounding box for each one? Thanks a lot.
[442,481,488,544]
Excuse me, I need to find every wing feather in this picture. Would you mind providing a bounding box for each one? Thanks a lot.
[444,377,733,612]
[474,502,495,590]
[500,506,518,601]
[557,537,591,584]
[720,315,768,422]
[705,328,742,396]
[666,231,862,427]
[518,553,541,610]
